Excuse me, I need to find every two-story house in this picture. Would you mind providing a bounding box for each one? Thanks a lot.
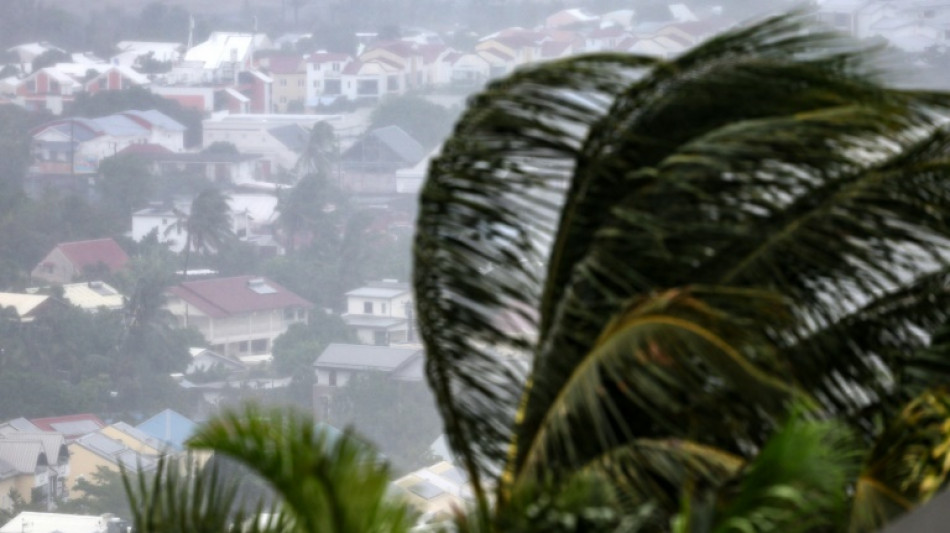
[165,275,312,362]
[341,279,414,345]
[0,432,69,511]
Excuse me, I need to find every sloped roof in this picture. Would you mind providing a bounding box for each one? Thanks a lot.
[0,433,68,465]
[0,293,49,320]
[268,123,309,152]
[169,276,312,319]
[0,418,42,434]
[0,441,45,474]
[90,115,149,137]
[308,52,352,64]
[121,109,187,132]
[265,55,304,75]
[346,125,426,165]
[53,238,129,273]
[107,421,165,451]
[314,344,423,378]
[135,409,197,451]
[30,413,106,439]
[73,431,159,470]
[346,279,410,299]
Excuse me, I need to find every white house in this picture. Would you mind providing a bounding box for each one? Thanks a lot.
[165,276,312,362]
[342,279,415,345]
[313,343,425,390]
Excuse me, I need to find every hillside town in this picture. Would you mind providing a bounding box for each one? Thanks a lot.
[0,0,950,530]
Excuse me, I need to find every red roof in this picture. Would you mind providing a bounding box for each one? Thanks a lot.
[55,238,129,273]
[168,275,313,319]
[541,41,572,58]
[266,55,304,75]
[342,60,364,75]
[30,413,106,439]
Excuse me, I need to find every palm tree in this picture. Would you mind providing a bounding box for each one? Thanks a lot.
[414,12,950,532]
[166,188,234,277]
[128,13,950,532]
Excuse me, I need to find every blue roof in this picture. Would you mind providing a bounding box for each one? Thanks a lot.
[135,409,197,452]
[91,115,149,137]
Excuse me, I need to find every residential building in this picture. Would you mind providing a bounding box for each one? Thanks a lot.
[0,293,57,322]
[0,512,125,533]
[258,53,307,112]
[99,422,165,455]
[111,41,183,68]
[66,431,158,499]
[0,434,69,511]
[392,461,473,526]
[165,275,312,361]
[180,32,272,84]
[305,52,353,107]
[202,112,341,172]
[342,279,414,345]
[312,344,424,414]
[55,281,124,312]
[29,414,106,441]
[186,347,246,375]
[340,125,426,193]
[135,409,198,452]
[82,66,150,95]
[31,239,129,285]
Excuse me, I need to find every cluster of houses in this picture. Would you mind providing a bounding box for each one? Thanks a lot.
[0,409,197,513]
[815,0,950,51]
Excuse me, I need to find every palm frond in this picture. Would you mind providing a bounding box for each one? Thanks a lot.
[187,404,416,533]
[122,454,290,533]
[850,389,950,532]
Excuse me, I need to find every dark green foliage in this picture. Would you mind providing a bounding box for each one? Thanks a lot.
[271,313,353,375]
[96,154,154,229]
[61,466,136,519]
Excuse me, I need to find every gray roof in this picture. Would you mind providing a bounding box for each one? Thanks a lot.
[346,285,410,299]
[49,121,99,142]
[0,433,67,465]
[0,441,45,474]
[369,125,425,164]
[0,418,42,434]
[268,123,309,152]
[314,343,423,373]
[74,431,159,471]
[48,419,103,436]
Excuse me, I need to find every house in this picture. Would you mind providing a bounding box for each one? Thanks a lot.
[111,40,183,68]
[165,275,312,361]
[118,144,263,187]
[66,431,158,499]
[202,112,341,173]
[0,512,124,533]
[186,347,246,375]
[258,53,308,112]
[440,51,490,87]
[312,344,425,404]
[342,279,414,345]
[29,110,184,177]
[0,293,56,322]
[0,434,69,511]
[135,409,198,452]
[29,413,106,441]
[340,125,426,193]
[181,32,272,84]
[83,65,150,95]
[392,461,473,526]
[55,281,125,311]
[305,52,353,107]
[99,422,165,455]
[31,239,129,285]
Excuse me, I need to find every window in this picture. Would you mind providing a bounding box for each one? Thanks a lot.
[374,330,387,345]
[358,79,379,96]
[324,79,341,94]
[363,301,373,314]
[297,79,305,86]
[280,79,287,86]
[381,303,388,315]
[251,339,268,353]
[332,63,340,72]
[238,341,249,353]
[329,370,337,386]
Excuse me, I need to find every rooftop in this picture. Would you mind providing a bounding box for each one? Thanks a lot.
[168,275,312,319]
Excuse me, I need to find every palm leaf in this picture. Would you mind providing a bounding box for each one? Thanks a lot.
[187,404,416,533]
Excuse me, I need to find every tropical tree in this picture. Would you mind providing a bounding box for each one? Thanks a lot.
[414,12,950,532]
[127,12,950,533]
[166,188,234,277]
